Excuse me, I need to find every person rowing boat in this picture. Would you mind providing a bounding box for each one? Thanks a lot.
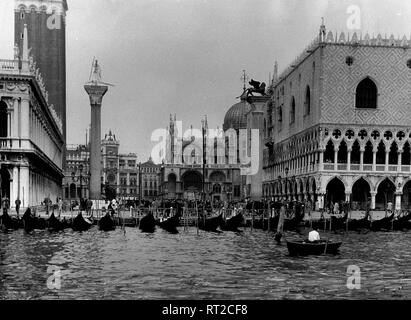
[308,227,321,243]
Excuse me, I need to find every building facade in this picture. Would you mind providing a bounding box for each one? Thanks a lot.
[64,131,161,202]
[0,25,64,209]
[64,144,89,201]
[159,110,250,202]
[263,24,411,212]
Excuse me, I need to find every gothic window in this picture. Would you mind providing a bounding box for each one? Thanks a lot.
[397,131,406,141]
[371,130,380,141]
[278,107,283,123]
[351,140,361,164]
[304,86,311,116]
[356,78,378,109]
[376,141,386,164]
[389,142,398,165]
[338,141,348,163]
[359,130,368,140]
[345,130,355,140]
[290,97,296,124]
[324,140,335,163]
[332,129,342,139]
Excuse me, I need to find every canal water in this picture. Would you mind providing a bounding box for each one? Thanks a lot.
[1,227,411,300]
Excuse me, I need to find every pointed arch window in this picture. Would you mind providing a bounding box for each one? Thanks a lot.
[356,78,378,109]
[304,86,311,116]
[290,97,296,124]
[278,107,283,123]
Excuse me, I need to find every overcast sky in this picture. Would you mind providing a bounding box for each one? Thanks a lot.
[2,0,411,162]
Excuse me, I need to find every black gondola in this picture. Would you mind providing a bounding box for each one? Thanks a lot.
[47,212,65,232]
[393,212,411,231]
[0,210,20,230]
[347,214,371,231]
[157,213,180,234]
[287,240,342,256]
[198,213,223,232]
[98,212,116,231]
[221,212,244,232]
[22,208,36,233]
[139,213,156,233]
[330,215,348,230]
[370,213,395,231]
[72,212,93,232]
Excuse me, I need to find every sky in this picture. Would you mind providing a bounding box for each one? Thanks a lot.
[2,0,411,162]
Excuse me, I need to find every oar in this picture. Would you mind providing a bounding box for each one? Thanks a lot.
[324,236,330,254]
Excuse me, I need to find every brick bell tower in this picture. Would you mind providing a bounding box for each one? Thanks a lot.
[14,0,68,163]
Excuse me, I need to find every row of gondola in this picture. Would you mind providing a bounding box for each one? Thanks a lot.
[0,209,245,235]
[251,211,411,232]
[138,211,244,233]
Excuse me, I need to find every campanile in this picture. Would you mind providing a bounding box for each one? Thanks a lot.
[14,0,68,148]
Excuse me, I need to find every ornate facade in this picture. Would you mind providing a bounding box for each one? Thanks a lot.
[263,24,411,212]
[159,111,249,202]
[0,25,64,209]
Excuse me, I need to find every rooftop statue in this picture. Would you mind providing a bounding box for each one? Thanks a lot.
[237,79,267,100]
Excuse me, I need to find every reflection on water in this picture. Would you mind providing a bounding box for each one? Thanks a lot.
[1,227,411,300]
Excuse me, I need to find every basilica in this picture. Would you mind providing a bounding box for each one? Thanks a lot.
[262,23,411,213]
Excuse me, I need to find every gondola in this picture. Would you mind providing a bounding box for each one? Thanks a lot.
[0,210,20,230]
[47,212,65,232]
[98,212,116,232]
[72,212,93,232]
[287,240,342,256]
[329,215,348,231]
[139,213,156,233]
[283,217,303,231]
[220,212,244,232]
[253,217,264,230]
[347,214,371,231]
[22,208,36,233]
[157,213,180,234]
[370,213,395,231]
[198,213,223,232]
[393,212,411,231]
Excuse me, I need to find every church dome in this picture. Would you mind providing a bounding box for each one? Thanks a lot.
[223,99,252,131]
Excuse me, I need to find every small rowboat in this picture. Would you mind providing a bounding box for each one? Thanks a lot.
[286,240,342,256]
[72,212,93,232]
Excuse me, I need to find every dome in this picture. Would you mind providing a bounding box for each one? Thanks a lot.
[223,99,252,131]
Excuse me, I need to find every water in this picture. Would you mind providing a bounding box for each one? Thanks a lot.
[1,227,411,300]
